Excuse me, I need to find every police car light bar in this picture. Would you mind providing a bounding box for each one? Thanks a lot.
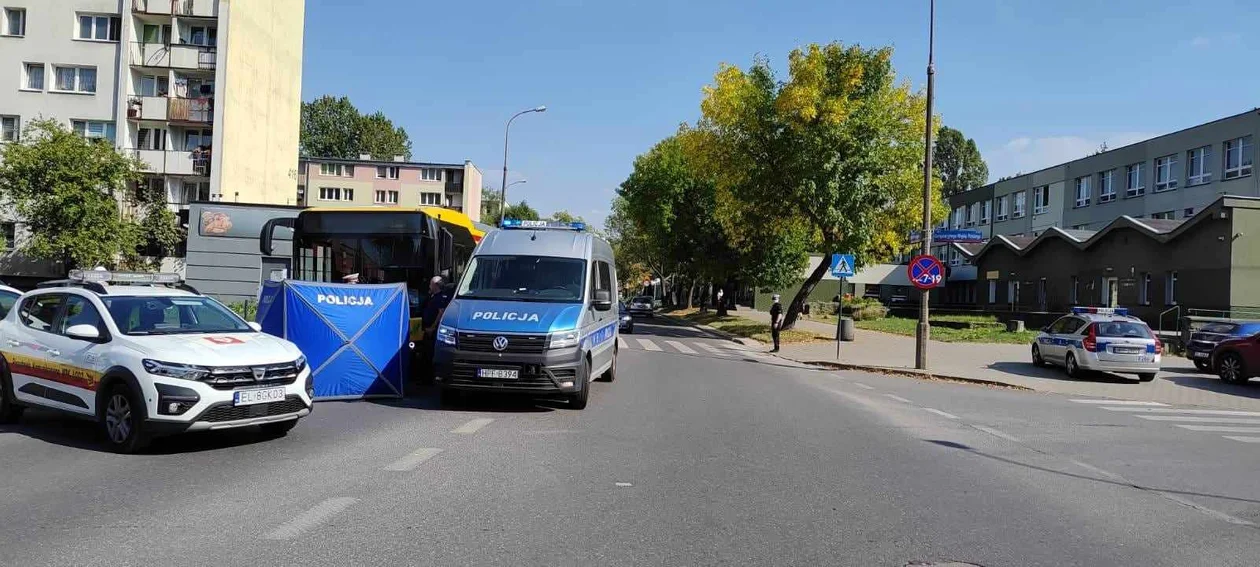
[69,269,183,285]
[500,218,586,231]
[1071,306,1130,316]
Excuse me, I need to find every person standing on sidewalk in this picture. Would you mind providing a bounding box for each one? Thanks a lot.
[769,294,783,352]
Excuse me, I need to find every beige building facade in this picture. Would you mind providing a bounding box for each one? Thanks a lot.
[297,156,484,221]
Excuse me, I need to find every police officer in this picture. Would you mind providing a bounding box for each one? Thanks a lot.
[769,294,783,353]
[419,276,450,382]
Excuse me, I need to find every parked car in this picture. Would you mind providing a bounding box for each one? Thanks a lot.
[628,295,654,318]
[1211,333,1260,384]
[1185,321,1260,372]
[1031,307,1161,382]
[618,301,634,334]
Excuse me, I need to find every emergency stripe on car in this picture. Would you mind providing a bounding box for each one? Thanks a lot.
[582,321,618,349]
[1039,337,1082,347]
[2,350,103,392]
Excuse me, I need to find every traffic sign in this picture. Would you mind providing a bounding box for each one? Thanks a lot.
[829,253,855,278]
[907,255,945,290]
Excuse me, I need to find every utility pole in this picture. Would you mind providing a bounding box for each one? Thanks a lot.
[915,0,936,370]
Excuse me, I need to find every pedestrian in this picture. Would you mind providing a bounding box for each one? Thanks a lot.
[716,288,724,309]
[419,275,450,383]
[769,294,783,353]
[342,273,360,284]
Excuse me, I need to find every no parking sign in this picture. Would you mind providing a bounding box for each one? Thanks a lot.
[907,255,945,290]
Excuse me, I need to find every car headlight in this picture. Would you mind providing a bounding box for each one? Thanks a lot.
[142,359,211,381]
[294,354,307,373]
[437,325,457,346]
[548,330,579,349]
[621,315,632,322]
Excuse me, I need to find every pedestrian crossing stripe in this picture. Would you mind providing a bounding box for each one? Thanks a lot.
[636,338,662,352]
[665,341,697,354]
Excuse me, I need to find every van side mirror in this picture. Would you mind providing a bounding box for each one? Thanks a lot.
[593,290,613,311]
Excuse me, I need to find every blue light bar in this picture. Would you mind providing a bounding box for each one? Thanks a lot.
[1071,306,1130,316]
[500,219,586,231]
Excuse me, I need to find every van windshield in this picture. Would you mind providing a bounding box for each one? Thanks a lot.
[457,255,586,303]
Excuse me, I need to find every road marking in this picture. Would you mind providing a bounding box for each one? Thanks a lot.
[971,425,1020,442]
[1101,407,1260,417]
[923,408,959,419]
[1136,416,1260,424]
[1070,399,1168,406]
[614,482,633,487]
[617,337,627,349]
[266,497,358,540]
[884,394,912,404]
[452,418,495,434]
[720,343,751,351]
[636,338,662,352]
[1176,425,1260,433]
[1223,436,1260,443]
[852,383,875,390]
[383,448,443,471]
[665,340,697,354]
[695,343,733,356]
[1070,459,1125,481]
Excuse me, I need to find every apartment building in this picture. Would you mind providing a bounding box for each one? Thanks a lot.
[297,156,485,222]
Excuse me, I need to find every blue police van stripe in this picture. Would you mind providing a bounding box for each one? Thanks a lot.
[583,321,618,349]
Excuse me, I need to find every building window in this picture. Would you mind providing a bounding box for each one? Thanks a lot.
[1154,154,1178,192]
[185,25,217,46]
[1013,192,1026,218]
[0,222,13,251]
[1165,271,1177,305]
[1126,162,1145,197]
[980,200,991,225]
[420,168,443,182]
[23,62,43,90]
[319,163,353,177]
[949,248,960,266]
[3,7,25,36]
[988,280,997,303]
[374,189,399,204]
[318,187,353,202]
[1074,176,1091,207]
[53,66,96,93]
[1150,211,1175,220]
[1070,276,1078,304]
[183,129,211,149]
[995,195,1009,221]
[1139,273,1151,305]
[1033,185,1050,215]
[951,206,962,229]
[71,120,115,143]
[965,203,976,227]
[183,180,210,202]
[1183,207,1195,218]
[141,23,171,44]
[137,127,165,150]
[419,192,442,206]
[1098,169,1116,203]
[0,115,16,142]
[1187,146,1212,186]
[1224,136,1253,180]
[77,14,121,41]
[375,166,399,180]
[139,75,169,97]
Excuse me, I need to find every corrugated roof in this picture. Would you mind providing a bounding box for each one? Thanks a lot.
[1004,236,1035,249]
[1131,218,1184,233]
[1058,229,1097,241]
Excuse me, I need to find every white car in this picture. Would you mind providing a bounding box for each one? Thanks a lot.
[0,270,312,452]
[1031,307,1161,382]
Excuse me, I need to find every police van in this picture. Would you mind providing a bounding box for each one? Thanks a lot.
[433,219,618,409]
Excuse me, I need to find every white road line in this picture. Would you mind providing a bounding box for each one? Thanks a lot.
[884,394,912,404]
[665,340,697,355]
[720,343,751,351]
[617,337,628,349]
[1070,399,1168,406]
[383,448,443,471]
[1136,416,1260,425]
[1070,459,1125,482]
[971,425,1020,442]
[452,418,495,434]
[1223,436,1260,444]
[636,338,662,352]
[1101,407,1260,417]
[266,497,358,540]
[852,383,875,390]
[923,408,959,419]
[1176,425,1260,433]
[695,343,732,356]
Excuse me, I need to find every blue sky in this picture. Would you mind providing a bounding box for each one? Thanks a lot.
[302,0,1259,228]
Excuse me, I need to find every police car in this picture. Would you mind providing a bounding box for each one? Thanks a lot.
[0,270,312,452]
[1031,307,1161,382]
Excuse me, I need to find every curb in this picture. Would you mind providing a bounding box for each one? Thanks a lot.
[655,312,765,348]
[799,360,1034,391]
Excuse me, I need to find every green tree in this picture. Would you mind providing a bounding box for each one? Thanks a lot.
[358,111,413,160]
[934,126,988,197]
[481,188,502,222]
[500,201,540,222]
[689,42,947,329]
[300,96,413,160]
[0,119,181,274]
[548,210,586,224]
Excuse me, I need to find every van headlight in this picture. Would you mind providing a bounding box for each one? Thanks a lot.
[548,330,579,349]
[142,359,211,381]
[437,325,457,346]
[294,354,307,374]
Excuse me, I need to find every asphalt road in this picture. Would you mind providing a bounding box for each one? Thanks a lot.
[3,316,1260,566]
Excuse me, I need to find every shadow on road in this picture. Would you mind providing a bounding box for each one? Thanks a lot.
[0,408,292,455]
[1159,373,1260,400]
[987,361,1136,384]
[371,383,560,414]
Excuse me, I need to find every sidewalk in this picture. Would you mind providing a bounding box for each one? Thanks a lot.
[735,307,1260,410]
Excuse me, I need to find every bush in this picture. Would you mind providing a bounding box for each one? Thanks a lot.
[849,304,888,321]
[228,301,257,321]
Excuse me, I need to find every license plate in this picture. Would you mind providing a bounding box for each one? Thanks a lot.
[477,368,519,380]
[1193,351,1209,358]
[234,387,286,406]
[1114,347,1141,354]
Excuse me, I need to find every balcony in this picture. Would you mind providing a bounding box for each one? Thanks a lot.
[127,96,213,124]
[134,0,218,18]
[132,0,172,15]
[133,149,211,176]
[130,42,216,70]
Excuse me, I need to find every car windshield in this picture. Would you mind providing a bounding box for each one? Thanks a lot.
[1094,321,1152,338]
[100,295,252,335]
[1200,322,1240,334]
[457,255,586,303]
[633,296,652,303]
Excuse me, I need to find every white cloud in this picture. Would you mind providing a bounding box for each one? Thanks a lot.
[1188,36,1211,48]
[984,132,1155,180]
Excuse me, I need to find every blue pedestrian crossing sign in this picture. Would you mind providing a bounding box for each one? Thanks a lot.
[830,253,855,278]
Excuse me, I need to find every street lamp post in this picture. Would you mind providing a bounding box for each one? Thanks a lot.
[500,106,546,224]
[499,179,526,221]
[915,0,936,370]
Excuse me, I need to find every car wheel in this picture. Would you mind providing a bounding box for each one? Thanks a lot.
[1193,359,1210,372]
[569,358,590,410]
[1065,352,1084,380]
[599,347,617,383]
[100,383,149,454]
[1218,353,1246,384]
[1138,373,1156,382]
[1031,345,1046,367]
[0,358,24,425]
[259,419,298,437]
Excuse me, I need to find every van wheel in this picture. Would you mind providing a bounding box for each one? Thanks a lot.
[599,348,617,382]
[1219,353,1246,384]
[101,383,149,454]
[1138,373,1156,382]
[569,358,590,410]
[0,358,24,424]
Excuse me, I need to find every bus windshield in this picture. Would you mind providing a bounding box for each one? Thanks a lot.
[296,234,435,287]
[457,255,586,303]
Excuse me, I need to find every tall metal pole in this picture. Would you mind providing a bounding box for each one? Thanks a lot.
[500,106,545,224]
[915,0,936,370]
